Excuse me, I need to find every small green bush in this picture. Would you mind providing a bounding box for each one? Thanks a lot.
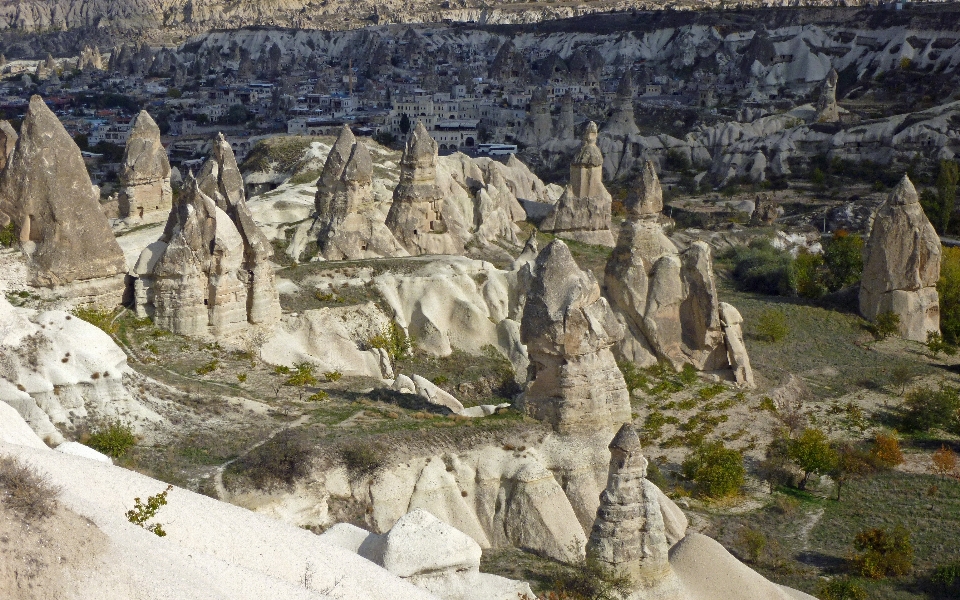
[618,361,649,395]
[756,309,789,342]
[726,239,796,296]
[308,391,329,402]
[547,552,633,600]
[368,321,411,362]
[195,360,219,375]
[86,421,137,458]
[339,441,383,476]
[236,373,247,383]
[788,428,838,490]
[285,362,317,387]
[0,222,17,247]
[872,311,900,340]
[817,578,868,600]
[926,330,956,357]
[679,363,698,386]
[851,525,913,579]
[681,441,745,499]
[736,526,767,563]
[932,562,960,589]
[901,384,960,433]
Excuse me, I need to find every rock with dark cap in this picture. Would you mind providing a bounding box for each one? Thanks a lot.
[0,95,125,302]
[119,110,172,223]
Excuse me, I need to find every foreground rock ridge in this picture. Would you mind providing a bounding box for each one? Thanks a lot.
[519,238,631,434]
[860,174,941,341]
[119,109,173,223]
[604,161,754,387]
[0,95,125,302]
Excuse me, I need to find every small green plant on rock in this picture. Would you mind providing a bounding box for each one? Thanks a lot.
[324,370,342,382]
[71,306,119,335]
[126,484,172,537]
[308,391,329,402]
[195,359,219,375]
[368,321,411,361]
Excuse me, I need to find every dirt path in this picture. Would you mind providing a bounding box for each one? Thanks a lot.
[796,507,825,551]
[213,415,310,501]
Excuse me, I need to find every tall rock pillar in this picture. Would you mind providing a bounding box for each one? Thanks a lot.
[860,175,941,341]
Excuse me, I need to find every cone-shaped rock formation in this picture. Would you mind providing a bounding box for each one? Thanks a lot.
[519,239,631,434]
[860,174,941,341]
[119,110,172,223]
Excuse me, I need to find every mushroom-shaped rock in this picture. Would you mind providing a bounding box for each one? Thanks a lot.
[540,122,615,246]
[588,424,678,591]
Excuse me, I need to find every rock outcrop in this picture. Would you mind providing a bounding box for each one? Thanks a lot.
[519,239,631,434]
[135,134,281,336]
[604,161,754,387]
[386,121,466,255]
[0,120,17,170]
[119,110,173,223]
[0,293,157,446]
[602,73,640,137]
[521,86,553,147]
[313,125,407,260]
[0,96,125,304]
[815,68,840,123]
[540,122,615,247]
[860,174,941,341]
[588,424,680,595]
[322,509,534,600]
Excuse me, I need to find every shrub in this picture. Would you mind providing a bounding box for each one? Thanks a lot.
[872,311,900,340]
[939,246,960,344]
[679,363,698,386]
[308,391,329,402]
[618,361,649,395]
[755,309,789,342]
[0,454,60,519]
[71,306,119,335]
[285,362,318,387]
[547,552,633,600]
[726,240,795,296]
[323,370,342,382]
[736,527,767,563]
[870,433,904,468]
[932,445,958,479]
[932,562,960,589]
[851,526,913,579]
[232,429,314,489]
[926,331,956,357]
[794,250,827,298]
[901,385,960,433]
[788,428,838,490]
[195,359,219,375]
[274,365,291,375]
[339,441,383,476]
[0,222,16,247]
[125,484,172,537]
[87,421,137,458]
[821,231,864,291]
[236,373,247,383]
[368,321,412,361]
[817,578,868,600]
[681,441,745,499]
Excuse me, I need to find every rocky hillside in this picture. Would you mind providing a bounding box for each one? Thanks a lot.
[0,0,872,40]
